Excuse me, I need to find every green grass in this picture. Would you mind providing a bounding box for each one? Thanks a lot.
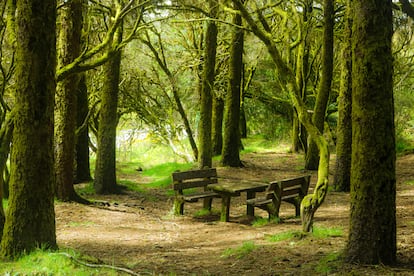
[266,230,302,243]
[0,249,122,275]
[266,226,343,243]
[141,162,194,189]
[252,216,281,227]
[75,182,96,196]
[222,241,258,259]
[405,180,414,186]
[312,226,343,238]
[241,135,290,154]
[315,252,342,274]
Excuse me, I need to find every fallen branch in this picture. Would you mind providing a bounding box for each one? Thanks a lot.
[56,252,148,276]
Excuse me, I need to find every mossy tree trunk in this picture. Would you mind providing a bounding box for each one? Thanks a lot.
[221,0,244,167]
[345,0,396,265]
[55,0,86,202]
[305,0,334,170]
[292,1,311,153]
[0,0,57,257]
[212,94,224,156]
[0,115,13,238]
[333,2,352,192]
[198,0,218,169]
[233,0,330,232]
[94,24,122,194]
[74,74,92,183]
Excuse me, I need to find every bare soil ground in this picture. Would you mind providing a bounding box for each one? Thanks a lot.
[56,152,414,275]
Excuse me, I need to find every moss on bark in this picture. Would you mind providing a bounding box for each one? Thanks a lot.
[0,0,57,258]
[198,0,218,169]
[232,0,329,232]
[94,24,122,194]
[221,1,244,167]
[55,0,86,202]
[345,0,396,265]
[333,4,352,192]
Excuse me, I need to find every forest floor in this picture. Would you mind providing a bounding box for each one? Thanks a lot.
[56,151,414,275]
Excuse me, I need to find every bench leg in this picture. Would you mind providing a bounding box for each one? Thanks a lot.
[173,198,184,215]
[221,196,231,222]
[266,203,279,221]
[246,191,256,217]
[203,198,213,211]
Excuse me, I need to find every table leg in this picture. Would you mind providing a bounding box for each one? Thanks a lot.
[246,191,256,217]
[221,195,231,222]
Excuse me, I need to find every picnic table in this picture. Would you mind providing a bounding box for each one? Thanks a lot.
[207,181,268,222]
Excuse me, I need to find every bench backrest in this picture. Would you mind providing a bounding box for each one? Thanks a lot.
[279,175,311,198]
[172,168,218,191]
[265,175,311,200]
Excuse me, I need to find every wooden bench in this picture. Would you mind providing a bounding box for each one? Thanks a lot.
[246,175,311,220]
[172,168,221,215]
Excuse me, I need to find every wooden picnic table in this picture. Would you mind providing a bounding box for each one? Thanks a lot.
[207,181,268,222]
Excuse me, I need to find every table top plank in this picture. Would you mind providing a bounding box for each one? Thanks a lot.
[208,181,268,194]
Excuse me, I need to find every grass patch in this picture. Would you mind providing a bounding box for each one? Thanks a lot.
[252,216,281,227]
[193,208,220,217]
[222,241,258,259]
[312,226,343,238]
[0,249,121,275]
[265,226,342,243]
[405,180,414,186]
[75,182,96,196]
[266,230,302,243]
[315,252,342,274]
[142,162,194,189]
[241,135,289,154]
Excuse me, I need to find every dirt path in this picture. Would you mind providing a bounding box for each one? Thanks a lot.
[56,152,414,275]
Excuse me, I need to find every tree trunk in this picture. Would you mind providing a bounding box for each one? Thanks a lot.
[305,0,334,170]
[74,74,92,183]
[292,1,311,153]
[55,0,86,201]
[94,25,122,194]
[212,95,224,156]
[345,0,396,265]
[0,115,13,239]
[0,0,57,257]
[232,0,330,232]
[221,1,244,167]
[333,3,352,192]
[198,0,218,169]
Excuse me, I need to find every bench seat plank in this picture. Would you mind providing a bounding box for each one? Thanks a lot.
[183,191,221,202]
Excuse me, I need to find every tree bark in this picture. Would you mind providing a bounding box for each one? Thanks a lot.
[232,0,330,232]
[94,24,122,194]
[305,0,334,170]
[292,1,311,153]
[0,0,57,257]
[345,0,396,265]
[74,74,92,183]
[212,94,224,156]
[0,115,13,239]
[55,0,86,202]
[221,0,244,167]
[198,0,218,169]
[333,2,352,192]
